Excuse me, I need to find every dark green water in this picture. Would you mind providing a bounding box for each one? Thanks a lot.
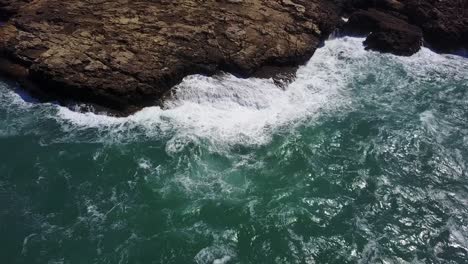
[1,37,467,264]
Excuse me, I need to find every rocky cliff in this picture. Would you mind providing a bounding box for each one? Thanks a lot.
[0,0,466,114]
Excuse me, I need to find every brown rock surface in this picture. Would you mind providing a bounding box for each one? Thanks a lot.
[0,0,31,20]
[0,0,339,113]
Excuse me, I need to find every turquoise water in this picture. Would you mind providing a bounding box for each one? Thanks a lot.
[0,37,467,264]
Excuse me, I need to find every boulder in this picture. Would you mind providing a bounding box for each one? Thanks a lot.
[343,9,423,56]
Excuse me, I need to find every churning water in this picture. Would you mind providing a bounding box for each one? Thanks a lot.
[0,37,467,263]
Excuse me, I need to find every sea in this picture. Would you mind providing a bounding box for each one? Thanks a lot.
[0,37,467,264]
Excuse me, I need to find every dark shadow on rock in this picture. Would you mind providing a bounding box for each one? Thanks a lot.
[340,0,468,55]
[341,9,422,56]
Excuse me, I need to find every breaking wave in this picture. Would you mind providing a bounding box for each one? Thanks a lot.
[1,37,467,263]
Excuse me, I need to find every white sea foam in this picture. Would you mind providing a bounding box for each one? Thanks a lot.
[2,37,467,149]
[195,247,233,264]
[194,245,236,264]
[2,37,468,264]
[53,37,368,148]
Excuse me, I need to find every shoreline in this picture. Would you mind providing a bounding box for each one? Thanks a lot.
[0,0,466,116]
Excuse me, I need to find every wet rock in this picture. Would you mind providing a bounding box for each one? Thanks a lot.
[364,29,422,56]
[0,58,28,79]
[343,9,423,56]
[252,65,298,87]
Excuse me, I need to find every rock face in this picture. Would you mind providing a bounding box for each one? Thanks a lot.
[404,0,468,53]
[0,0,31,20]
[342,0,468,55]
[0,0,467,114]
[0,0,339,113]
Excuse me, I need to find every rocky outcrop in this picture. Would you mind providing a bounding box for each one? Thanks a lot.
[343,9,423,56]
[0,0,31,21]
[404,0,468,53]
[0,0,339,113]
[0,0,467,114]
[341,0,468,55]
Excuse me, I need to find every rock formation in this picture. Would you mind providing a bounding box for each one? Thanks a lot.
[0,0,466,114]
[405,0,468,53]
[341,0,468,55]
[342,9,423,56]
[0,0,339,113]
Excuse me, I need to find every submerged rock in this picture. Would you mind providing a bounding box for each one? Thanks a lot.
[0,0,339,113]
